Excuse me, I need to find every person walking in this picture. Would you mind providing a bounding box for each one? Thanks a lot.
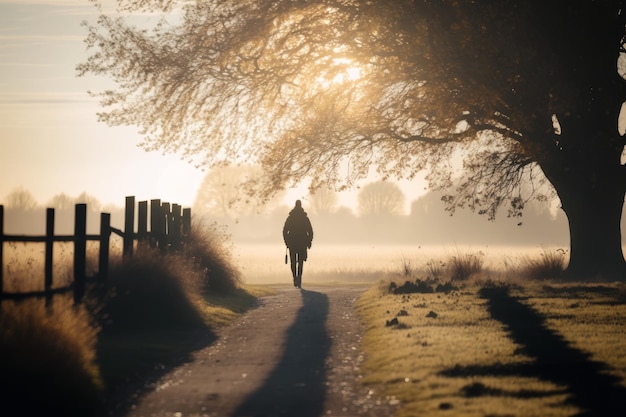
[283,200,314,288]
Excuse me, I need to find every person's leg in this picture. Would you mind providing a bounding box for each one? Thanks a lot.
[297,257,304,288]
[289,248,297,284]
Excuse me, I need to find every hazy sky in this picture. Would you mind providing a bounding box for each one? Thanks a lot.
[0,0,209,209]
[0,0,425,213]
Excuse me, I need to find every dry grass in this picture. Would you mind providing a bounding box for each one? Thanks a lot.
[449,250,485,281]
[518,248,567,280]
[184,221,242,294]
[356,277,626,417]
[0,296,102,416]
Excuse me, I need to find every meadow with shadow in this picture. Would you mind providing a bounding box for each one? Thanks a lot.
[356,271,626,416]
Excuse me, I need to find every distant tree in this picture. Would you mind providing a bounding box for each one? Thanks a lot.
[357,181,405,217]
[76,192,102,212]
[79,1,626,279]
[193,165,285,218]
[47,193,75,211]
[3,187,38,210]
[309,186,338,215]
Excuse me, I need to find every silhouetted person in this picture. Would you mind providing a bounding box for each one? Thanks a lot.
[283,200,313,288]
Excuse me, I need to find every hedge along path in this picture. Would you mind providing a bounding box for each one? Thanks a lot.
[123,285,398,417]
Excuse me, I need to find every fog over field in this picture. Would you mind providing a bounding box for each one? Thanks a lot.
[234,243,566,285]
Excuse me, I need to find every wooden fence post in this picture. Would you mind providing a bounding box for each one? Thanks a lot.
[0,205,4,294]
[160,202,170,252]
[123,196,135,258]
[99,213,111,282]
[150,199,161,249]
[74,204,87,303]
[45,208,55,294]
[138,201,148,251]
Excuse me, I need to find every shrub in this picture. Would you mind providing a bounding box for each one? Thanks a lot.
[449,251,484,281]
[99,249,208,332]
[98,221,241,332]
[0,297,102,417]
[520,248,567,280]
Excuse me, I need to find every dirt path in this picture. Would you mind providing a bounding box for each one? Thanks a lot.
[123,286,397,417]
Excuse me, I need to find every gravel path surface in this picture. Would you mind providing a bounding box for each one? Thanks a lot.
[123,286,398,417]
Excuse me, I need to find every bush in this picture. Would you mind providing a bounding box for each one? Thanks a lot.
[520,248,567,280]
[0,297,102,417]
[98,221,241,332]
[450,251,484,281]
[99,249,208,332]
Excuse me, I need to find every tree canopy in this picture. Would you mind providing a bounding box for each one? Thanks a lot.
[79,0,626,279]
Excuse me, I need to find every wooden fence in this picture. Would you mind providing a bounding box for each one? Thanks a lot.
[0,196,191,303]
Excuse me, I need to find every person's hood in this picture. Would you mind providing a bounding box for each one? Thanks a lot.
[289,206,307,216]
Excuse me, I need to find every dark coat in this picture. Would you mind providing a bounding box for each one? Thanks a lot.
[283,206,313,250]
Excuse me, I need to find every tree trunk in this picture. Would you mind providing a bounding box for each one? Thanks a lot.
[559,183,626,280]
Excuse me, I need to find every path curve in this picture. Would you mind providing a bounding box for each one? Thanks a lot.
[124,286,397,417]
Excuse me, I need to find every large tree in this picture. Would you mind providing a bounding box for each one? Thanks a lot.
[79,0,626,279]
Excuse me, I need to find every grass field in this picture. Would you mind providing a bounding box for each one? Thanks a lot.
[356,279,626,416]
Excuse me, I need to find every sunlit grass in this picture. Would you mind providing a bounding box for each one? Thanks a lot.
[523,283,626,384]
[356,276,626,417]
[199,284,277,328]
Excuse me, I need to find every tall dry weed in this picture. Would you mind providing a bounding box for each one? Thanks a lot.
[449,250,484,281]
[519,248,567,280]
[184,221,241,294]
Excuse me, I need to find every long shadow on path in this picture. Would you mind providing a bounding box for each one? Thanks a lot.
[233,289,331,417]
[447,286,626,416]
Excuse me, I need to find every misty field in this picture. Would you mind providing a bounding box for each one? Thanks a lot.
[234,243,568,285]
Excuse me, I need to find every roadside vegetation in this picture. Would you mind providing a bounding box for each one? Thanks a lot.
[0,221,259,416]
[356,252,626,416]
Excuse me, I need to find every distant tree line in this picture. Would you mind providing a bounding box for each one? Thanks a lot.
[1,182,571,246]
[1,187,123,235]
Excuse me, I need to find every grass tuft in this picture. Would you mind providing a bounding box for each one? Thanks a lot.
[449,251,484,281]
[0,297,102,417]
[519,248,567,280]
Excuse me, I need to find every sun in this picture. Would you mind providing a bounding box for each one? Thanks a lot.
[313,56,364,89]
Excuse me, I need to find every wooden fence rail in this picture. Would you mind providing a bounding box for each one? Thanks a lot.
[0,197,191,303]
